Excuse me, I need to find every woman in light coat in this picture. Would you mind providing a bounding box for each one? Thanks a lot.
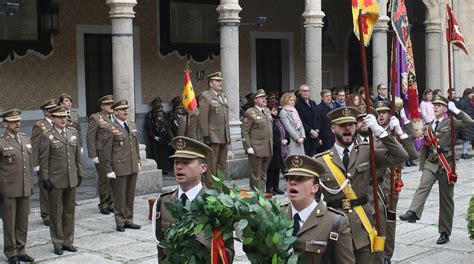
[279,92,305,155]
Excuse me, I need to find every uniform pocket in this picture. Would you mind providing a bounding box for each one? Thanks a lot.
[305,240,327,260]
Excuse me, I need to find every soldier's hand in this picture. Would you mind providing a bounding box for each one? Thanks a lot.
[33,166,40,172]
[91,157,100,164]
[154,136,161,142]
[107,172,116,179]
[246,148,255,155]
[448,101,461,114]
[389,116,404,136]
[42,180,53,192]
[364,114,387,138]
[203,136,212,146]
[77,177,83,187]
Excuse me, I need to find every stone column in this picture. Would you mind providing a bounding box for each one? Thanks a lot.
[303,0,325,102]
[217,0,242,147]
[107,0,137,120]
[425,19,442,91]
[372,0,389,91]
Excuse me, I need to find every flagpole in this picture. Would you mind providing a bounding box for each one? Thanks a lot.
[358,9,382,234]
[446,2,456,175]
[388,35,399,222]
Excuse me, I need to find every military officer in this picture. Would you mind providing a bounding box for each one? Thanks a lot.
[399,95,474,244]
[102,100,141,232]
[31,99,56,226]
[168,96,186,137]
[198,71,230,183]
[283,155,355,263]
[86,95,115,215]
[38,105,83,255]
[150,102,174,173]
[58,93,83,150]
[241,89,273,191]
[313,107,408,263]
[0,110,35,264]
[177,108,200,140]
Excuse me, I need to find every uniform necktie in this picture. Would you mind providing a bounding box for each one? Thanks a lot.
[293,213,301,236]
[343,148,350,171]
[261,109,266,118]
[124,122,130,133]
[434,120,440,131]
[67,110,71,119]
[61,130,66,139]
[363,138,368,143]
[180,193,188,206]
[14,135,21,145]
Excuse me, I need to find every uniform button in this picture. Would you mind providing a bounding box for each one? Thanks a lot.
[347,173,351,177]
[349,209,353,213]
[317,249,321,254]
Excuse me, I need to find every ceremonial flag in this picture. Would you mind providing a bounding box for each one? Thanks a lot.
[446,4,468,55]
[351,0,380,46]
[182,70,197,112]
[391,0,410,51]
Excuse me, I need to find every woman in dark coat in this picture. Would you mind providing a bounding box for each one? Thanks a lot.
[266,103,289,195]
[458,88,474,159]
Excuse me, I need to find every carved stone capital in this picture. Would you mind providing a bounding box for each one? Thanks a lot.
[217,0,242,24]
[106,0,137,19]
[302,10,325,28]
[374,15,390,32]
[425,19,442,33]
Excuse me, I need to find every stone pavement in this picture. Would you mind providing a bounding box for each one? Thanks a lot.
[1,155,473,263]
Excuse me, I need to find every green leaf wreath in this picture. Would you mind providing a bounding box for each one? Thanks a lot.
[160,171,298,264]
[468,196,474,240]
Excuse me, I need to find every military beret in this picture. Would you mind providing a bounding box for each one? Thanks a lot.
[98,95,114,104]
[433,95,449,107]
[284,155,325,178]
[356,105,377,119]
[206,71,223,81]
[252,89,267,99]
[49,105,68,117]
[327,106,358,124]
[40,99,57,110]
[169,136,213,159]
[1,109,22,122]
[112,100,129,110]
[374,101,391,112]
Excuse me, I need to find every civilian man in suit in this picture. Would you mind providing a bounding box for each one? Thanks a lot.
[372,84,390,105]
[102,100,141,232]
[241,89,273,191]
[318,89,336,152]
[38,105,83,255]
[31,98,57,226]
[0,109,35,264]
[295,84,322,156]
[198,72,230,185]
[86,95,115,215]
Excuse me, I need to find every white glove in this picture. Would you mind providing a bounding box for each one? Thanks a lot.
[448,101,461,114]
[247,148,255,155]
[91,157,100,164]
[400,108,407,119]
[80,147,84,154]
[33,166,40,172]
[364,114,387,138]
[389,116,404,136]
[154,136,160,142]
[106,172,116,179]
[138,163,141,171]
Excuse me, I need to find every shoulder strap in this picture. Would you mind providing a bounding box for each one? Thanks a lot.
[321,213,342,264]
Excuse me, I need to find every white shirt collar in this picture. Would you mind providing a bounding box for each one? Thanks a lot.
[334,143,354,160]
[432,116,445,129]
[45,117,52,124]
[291,200,317,226]
[7,131,17,139]
[178,182,203,203]
[116,118,127,127]
[255,106,263,111]
[55,127,65,134]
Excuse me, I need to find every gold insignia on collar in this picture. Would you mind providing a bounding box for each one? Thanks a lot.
[176,138,186,150]
[342,108,351,117]
[291,156,303,168]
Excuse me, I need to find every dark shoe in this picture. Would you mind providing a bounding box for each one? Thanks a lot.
[116,225,125,232]
[405,161,413,167]
[18,254,35,262]
[384,258,391,264]
[410,160,417,166]
[54,249,63,255]
[436,232,450,244]
[62,246,78,252]
[399,210,417,223]
[124,223,141,229]
[100,208,110,215]
[43,219,50,226]
[8,256,19,264]
[274,188,285,195]
[108,208,114,213]
[266,188,274,194]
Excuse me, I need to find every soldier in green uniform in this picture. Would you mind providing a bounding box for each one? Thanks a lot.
[86,95,115,215]
[0,110,35,264]
[38,105,83,255]
[153,136,213,263]
[31,99,56,226]
[314,107,408,263]
[241,89,273,191]
[58,93,82,151]
[399,95,474,244]
[283,155,355,263]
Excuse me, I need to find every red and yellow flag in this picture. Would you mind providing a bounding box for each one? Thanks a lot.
[352,0,380,46]
[182,70,197,112]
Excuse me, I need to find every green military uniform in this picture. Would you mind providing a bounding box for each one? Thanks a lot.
[241,89,273,191]
[31,99,57,225]
[314,107,408,263]
[0,110,34,263]
[104,100,140,229]
[198,72,230,180]
[403,96,474,239]
[59,93,83,148]
[86,95,115,213]
[38,106,83,253]
[283,155,355,263]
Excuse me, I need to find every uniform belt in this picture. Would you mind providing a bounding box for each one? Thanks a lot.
[327,196,368,210]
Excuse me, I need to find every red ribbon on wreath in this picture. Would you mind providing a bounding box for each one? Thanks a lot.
[211,227,228,264]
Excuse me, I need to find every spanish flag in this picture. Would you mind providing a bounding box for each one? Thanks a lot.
[352,0,380,46]
[182,70,197,112]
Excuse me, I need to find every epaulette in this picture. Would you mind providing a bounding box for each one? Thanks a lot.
[355,141,369,148]
[66,126,77,131]
[313,150,330,159]
[159,189,177,198]
[19,132,28,136]
[327,207,346,216]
